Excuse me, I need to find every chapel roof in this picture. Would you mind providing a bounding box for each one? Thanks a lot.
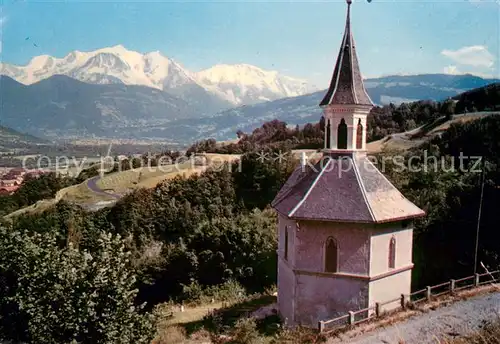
[271,153,425,223]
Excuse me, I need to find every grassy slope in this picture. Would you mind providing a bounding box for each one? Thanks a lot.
[4,154,241,218]
[96,153,240,193]
[367,112,499,153]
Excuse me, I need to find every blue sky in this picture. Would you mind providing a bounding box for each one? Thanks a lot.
[0,0,499,87]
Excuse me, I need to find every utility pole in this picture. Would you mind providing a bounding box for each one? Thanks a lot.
[473,157,486,275]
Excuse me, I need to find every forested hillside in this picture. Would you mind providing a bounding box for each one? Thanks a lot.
[0,84,499,343]
[186,82,500,155]
[0,125,46,146]
[186,99,454,154]
[454,82,500,113]
[379,115,500,287]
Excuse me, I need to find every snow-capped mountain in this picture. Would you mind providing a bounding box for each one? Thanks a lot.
[0,46,197,89]
[194,64,313,104]
[0,45,314,106]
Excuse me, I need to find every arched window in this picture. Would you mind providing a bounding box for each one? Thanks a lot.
[326,120,331,149]
[356,119,363,149]
[284,226,289,261]
[337,119,348,149]
[389,237,396,269]
[325,237,338,273]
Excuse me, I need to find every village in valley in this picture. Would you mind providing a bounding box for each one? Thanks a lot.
[0,167,49,195]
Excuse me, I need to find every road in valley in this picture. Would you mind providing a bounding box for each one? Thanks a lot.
[86,176,122,199]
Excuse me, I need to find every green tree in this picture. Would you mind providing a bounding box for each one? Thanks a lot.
[0,228,155,344]
[233,149,296,210]
[440,99,456,120]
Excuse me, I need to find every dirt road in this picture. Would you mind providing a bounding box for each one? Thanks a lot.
[328,291,500,344]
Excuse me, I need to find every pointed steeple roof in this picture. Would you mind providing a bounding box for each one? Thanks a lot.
[320,0,373,107]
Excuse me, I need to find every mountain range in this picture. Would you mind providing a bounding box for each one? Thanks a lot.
[146,74,500,143]
[0,74,205,141]
[1,46,499,144]
[0,45,313,110]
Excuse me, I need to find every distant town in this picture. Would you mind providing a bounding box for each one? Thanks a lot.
[0,168,50,195]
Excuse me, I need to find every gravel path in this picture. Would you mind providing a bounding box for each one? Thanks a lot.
[329,291,500,344]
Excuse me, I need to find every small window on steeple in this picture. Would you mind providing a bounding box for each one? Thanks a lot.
[337,119,348,149]
[356,119,363,149]
[326,120,331,149]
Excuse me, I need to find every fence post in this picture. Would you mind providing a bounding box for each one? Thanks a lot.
[348,311,355,325]
[400,294,409,309]
[375,302,381,317]
[426,286,432,301]
[475,273,480,287]
[450,279,456,295]
[318,320,325,333]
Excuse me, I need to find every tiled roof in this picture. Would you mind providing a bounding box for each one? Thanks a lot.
[320,2,373,107]
[0,186,19,193]
[271,153,425,223]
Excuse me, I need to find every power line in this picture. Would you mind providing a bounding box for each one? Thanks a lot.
[473,156,486,275]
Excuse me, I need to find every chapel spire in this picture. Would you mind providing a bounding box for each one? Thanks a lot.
[320,0,373,107]
[272,0,425,329]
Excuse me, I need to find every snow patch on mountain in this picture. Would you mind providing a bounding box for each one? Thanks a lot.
[193,63,312,104]
[0,45,315,106]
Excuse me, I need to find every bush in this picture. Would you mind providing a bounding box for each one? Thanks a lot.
[0,227,156,344]
[230,317,262,344]
[180,280,247,305]
[154,325,188,344]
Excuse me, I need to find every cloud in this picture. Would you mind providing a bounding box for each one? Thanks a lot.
[443,65,497,79]
[441,45,495,68]
[443,65,461,75]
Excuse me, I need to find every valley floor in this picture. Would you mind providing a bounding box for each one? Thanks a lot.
[329,289,500,344]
